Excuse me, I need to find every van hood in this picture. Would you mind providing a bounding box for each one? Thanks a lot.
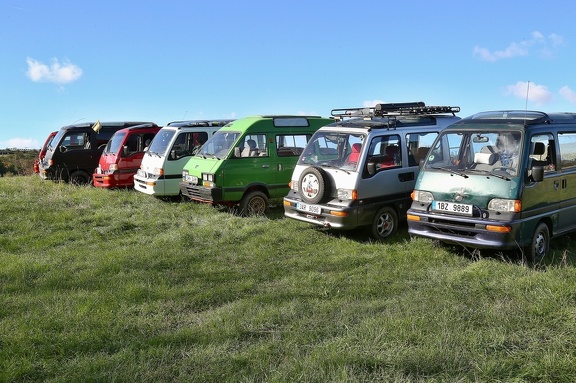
[417,170,520,207]
[139,152,165,174]
[183,156,220,177]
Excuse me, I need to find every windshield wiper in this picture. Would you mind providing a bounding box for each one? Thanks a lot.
[431,166,469,178]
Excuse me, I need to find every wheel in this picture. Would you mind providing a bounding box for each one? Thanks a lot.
[69,170,90,185]
[371,206,398,240]
[299,166,331,204]
[523,222,549,263]
[239,191,268,216]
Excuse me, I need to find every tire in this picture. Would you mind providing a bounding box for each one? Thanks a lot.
[299,166,331,204]
[239,191,268,216]
[523,222,549,263]
[69,170,90,185]
[371,206,398,240]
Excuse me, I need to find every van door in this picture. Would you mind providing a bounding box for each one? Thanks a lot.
[556,131,576,233]
[522,133,561,233]
[360,134,411,199]
[163,131,209,194]
[59,131,95,173]
[224,133,273,200]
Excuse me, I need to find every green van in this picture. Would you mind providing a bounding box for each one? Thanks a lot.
[407,110,576,262]
[179,115,333,214]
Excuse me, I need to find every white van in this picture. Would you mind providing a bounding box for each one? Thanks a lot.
[134,120,232,197]
[283,102,460,239]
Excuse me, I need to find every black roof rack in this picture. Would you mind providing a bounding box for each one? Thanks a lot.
[331,102,460,119]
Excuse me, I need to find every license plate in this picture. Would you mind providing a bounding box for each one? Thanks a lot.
[432,201,473,216]
[296,202,321,214]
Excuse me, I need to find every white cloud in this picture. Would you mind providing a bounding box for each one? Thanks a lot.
[1,138,40,149]
[503,81,553,106]
[473,31,564,62]
[559,86,576,104]
[26,57,83,84]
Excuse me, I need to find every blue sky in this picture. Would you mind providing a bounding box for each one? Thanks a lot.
[2,0,576,149]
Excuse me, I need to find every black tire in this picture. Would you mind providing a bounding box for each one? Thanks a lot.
[523,222,549,263]
[69,171,90,185]
[239,191,268,216]
[371,206,398,240]
[299,166,331,204]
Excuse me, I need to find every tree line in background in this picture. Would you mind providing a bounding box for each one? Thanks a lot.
[0,150,39,176]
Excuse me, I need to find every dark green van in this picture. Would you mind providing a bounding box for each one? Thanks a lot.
[407,110,576,262]
[179,115,333,214]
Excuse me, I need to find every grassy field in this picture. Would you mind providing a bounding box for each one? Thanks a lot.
[2,176,576,382]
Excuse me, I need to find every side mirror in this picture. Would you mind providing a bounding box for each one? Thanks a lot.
[367,161,376,176]
[123,146,129,156]
[531,166,544,182]
[234,147,241,158]
[60,146,67,153]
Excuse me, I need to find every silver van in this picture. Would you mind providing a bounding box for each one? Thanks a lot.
[283,102,460,239]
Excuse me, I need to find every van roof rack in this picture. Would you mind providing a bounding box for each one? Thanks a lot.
[167,119,234,127]
[331,102,460,119]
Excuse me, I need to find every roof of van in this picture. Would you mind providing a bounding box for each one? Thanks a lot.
[167,119,234,128]
[116,123,161,132]
[218,115,334,129]
[459,110,576,126]
[61,121,154,130]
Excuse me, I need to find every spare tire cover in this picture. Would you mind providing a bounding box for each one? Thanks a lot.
[299,166,331,204]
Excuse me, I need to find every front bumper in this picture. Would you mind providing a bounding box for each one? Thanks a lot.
[283,195,359,230]
[407,209,521,250]
[180,182,223,203]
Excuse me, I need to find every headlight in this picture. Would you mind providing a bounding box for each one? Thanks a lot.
[488,198,521,213]
[182,170,189,181]
[337,188,357,200]
[153,167,164,176]
[412,190,433,203]
[109,164,118,172]
[202,173,215,187]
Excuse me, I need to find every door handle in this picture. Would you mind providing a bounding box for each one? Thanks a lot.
[554,180,559,190]
[262,164,270,169]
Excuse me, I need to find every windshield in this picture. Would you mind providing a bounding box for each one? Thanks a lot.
[299,131,364,170]
[147,129,176,156]
[104,131,126,154]
[425,130,522,177]
[199,131,241,158]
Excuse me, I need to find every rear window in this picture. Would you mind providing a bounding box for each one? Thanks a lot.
[273,117,310,127]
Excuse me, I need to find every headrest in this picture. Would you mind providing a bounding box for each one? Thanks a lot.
[533,142,545,155]
[352,143,361,153]
[474,152,496,165]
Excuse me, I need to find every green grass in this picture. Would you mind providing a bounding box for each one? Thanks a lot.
[2,176,576,382]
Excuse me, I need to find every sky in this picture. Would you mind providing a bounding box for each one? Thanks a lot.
[2,0,576,149]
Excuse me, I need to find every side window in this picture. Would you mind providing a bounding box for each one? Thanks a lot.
[64,132,88,150]
[169,133,189,161]
[530,133,555,172]
[142,133,155,151]
[367,134,402,172]
[126,134,139,155]
[276,134,310,157]
[558,132,576,171]
[238,134,267,158]
[406,132,438,166]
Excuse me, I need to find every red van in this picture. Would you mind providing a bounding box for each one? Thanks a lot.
[34,131,57,173]
[93,123,160,188]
